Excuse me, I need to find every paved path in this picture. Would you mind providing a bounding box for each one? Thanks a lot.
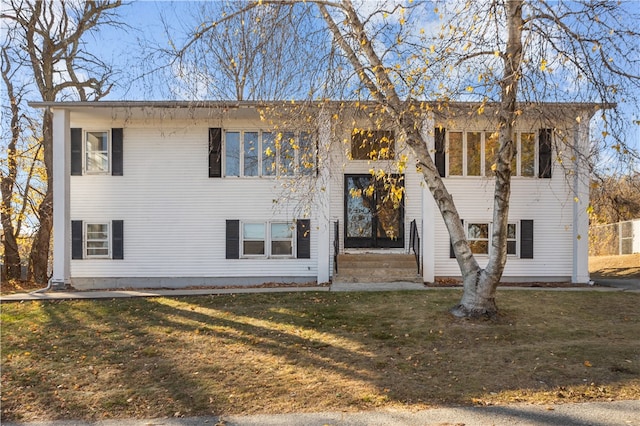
[592,276,640,291]
[3,400,640,425]
[2,279,639,302]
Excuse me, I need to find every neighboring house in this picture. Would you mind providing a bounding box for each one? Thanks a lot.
[32,101,597,289]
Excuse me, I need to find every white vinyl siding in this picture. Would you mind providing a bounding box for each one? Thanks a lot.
[70,122,317,282]
[434,178,575,279]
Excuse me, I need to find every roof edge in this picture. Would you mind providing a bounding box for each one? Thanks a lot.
[27,99,615,111]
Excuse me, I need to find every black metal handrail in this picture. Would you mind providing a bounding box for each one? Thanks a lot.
[333,220,339,274]
[409,219,421,275]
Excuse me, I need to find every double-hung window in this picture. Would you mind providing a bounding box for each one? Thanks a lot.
[225,130,315,177]
[465,222,518,256]
[86,131,110,173]
[270,222,294,256]
[242,223,266,256]
[86,223,110,257]
[241,221,294,257]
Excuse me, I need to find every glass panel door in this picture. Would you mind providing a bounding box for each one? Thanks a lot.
[344,175,404,248]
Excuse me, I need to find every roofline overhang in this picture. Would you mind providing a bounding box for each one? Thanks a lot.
[27,99,616,111]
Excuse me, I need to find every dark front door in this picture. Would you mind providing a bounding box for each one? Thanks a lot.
[344,174,404,248]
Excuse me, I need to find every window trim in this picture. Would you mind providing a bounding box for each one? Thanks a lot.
[85,222,110,259]
[224,130,315,178]
[240,220,295,258]
[84,130,111,175]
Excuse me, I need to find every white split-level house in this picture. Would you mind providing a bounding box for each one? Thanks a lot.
[32,100,598,290]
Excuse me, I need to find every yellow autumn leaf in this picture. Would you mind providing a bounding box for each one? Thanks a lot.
[540,59,547,71]
[466,86,474,92]
[584,360,592,367]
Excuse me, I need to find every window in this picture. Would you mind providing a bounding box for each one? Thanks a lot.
[225,131,241,176]
[351,130,395,160]
[86,131,109,173]
[242,223,265,255]
[484,131,499,176]
[465,222,518,256]
[262,132,276,176]
[241,221,294,257]
[467,223,489,254]
[86,223,109,257]
[244,132,259,176]
[225,130,314,177]
[299,132,315,175]
[507,223,517,255]
[226,219,309,260]
[271,222,294,256]
[447,131,541,177]
[519,132,536,177]
[448,132,463,175]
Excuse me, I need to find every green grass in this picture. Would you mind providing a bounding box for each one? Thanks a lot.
[1,290,639,422]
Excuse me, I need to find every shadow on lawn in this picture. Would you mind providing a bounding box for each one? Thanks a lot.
[1,290,639,422]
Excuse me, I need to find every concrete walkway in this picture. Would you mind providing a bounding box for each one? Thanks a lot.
[592,276,640,291]
[2,279,640,302]
[0,285,330,302]
[3,400,639,426]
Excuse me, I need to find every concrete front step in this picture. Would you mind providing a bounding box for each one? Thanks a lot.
[335,253,422,283]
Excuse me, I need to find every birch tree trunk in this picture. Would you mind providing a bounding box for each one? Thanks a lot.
[450,0,524,317]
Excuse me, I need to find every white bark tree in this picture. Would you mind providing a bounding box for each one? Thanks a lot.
[177,0,640,317]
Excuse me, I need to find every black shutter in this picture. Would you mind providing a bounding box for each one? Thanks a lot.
[434,127,446,177]
[450,219,464,259]
[226,220,240,259]
[209,128,222,178]
[71,128,82,176]
[297,219,311,259]
[538,128,552,178]
[112,220,124,259]
[520,220,534,259]
[72,220,83,259]
[112,128,123,176]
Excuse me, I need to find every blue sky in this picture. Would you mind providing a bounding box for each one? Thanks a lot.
[88,0,638,156]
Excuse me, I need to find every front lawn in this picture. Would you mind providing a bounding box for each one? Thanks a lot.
[1,290,639,421]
